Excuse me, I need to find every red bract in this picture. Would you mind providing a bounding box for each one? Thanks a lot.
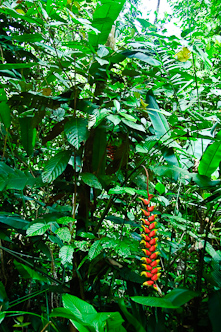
[141,218,150,226]
[151,273,161,281]
[142,225,150,233]
[149,222,156,230]
[149,230,156,237]
[138,197,150,205]
[150,259,160,267]
[141,234,151,241]
[148,215,156,222]
[148,206,155,212]
[140,240,151,248]
[143,280,154,286]
[141,209,150,217]
[142,249,151,256]
[151,267,161,274]
[150,245,157,252]
[150,252,159,259]
[141,264,152,271]
[141,257,152,264]
[149,238,158,245]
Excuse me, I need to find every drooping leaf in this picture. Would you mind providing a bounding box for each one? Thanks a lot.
[64,118,88,150]
[19,116,36,156]
[81,173,102,190]
[0,213,29,230]
[0,88,11,128]
[145,91,170,140]
[14,260,48,282]
[122,50,161,67]
[118,298,146,332]
[198,130,221,177]
[42,150,72,183]
[89,0,126,50]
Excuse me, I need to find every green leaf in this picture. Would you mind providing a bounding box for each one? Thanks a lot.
[155,182,165,195]
[64,118,88,150]
[59,245,74,265]
[0,88,11,128]
[145,91,170,140]
[0,63,38,69]
[132,288,198,308]
[118,298,145,332]
[208,290,221,332]
[27,223,50,236]
[55,227,71,243]
[12,33,44,42]
[57,216,76,225]
[123,51,161,66]
[131,296,177,308]
[42,150,72,183]
[108,186,136,195]
[0,212,29,230]
[14,260,48,282]
[19,116,36,156]
[198,130,221,177]
[0,281,9,311]
[81,173,102,190]
[89,0,126,50]
[88,240,103,260]
[164,288,198,307]
[121,118,145,132]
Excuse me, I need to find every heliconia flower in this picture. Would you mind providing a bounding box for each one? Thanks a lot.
[141,271,153,278]
[148,215,156,222]
[149,230,157,237]
[153,284,158,290]
[150,245,157,252]
[143,280,154,286]
[141,234,151,241]
[141,225,150,234]
[149,238,158,245]
[149,222,157,230]
[150,252,159,260]
[141,257,152,264]
[141,209,150,217]
[151,273,161,281]
[150,259,160,267]
[138,197,150,205]
[151,267,161,274]
[142,249,151,256]
[140,240,151,248]
[141,264,152,271]
[141,218,150,226]
[147,206,155,212]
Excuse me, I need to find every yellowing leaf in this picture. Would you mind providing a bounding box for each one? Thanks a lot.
[74,1,80,9]
[140,98,148,109]
[16,9,25,15]
[174,47,191,62]
[42,87,52,96]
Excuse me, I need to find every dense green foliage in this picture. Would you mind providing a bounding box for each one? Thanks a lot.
[0,0,221,331]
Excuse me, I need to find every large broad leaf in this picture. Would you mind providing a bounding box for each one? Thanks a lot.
[0,88,11,128]
[19,116,36,156]
[62,294,97,321]
[81,173,102,190]
[122,50,161,67]
[88,240,103,260]
[118,298,146,332]
[42,150,72,183]
[64,118,88,150]
[198,130,221,177]
[26,223,50,236]
[208,290,221,332]
[0,63,38,69]
[89,0,126,50]
[14,260,48,282]
[131,288,198,309]
[145,91,170,140]
[0,212,29,230]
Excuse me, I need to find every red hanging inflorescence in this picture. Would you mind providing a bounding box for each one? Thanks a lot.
[139,166,160,290]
